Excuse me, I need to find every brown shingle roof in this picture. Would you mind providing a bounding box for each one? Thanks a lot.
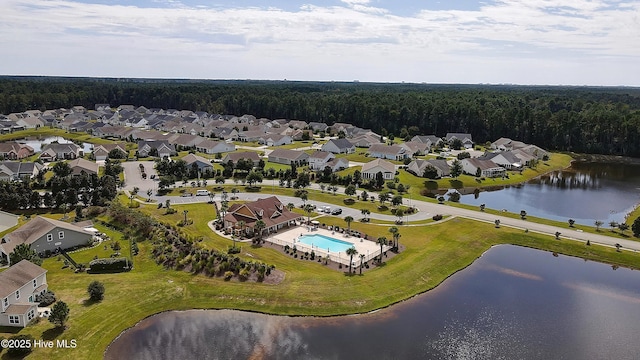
[0,260,47,298]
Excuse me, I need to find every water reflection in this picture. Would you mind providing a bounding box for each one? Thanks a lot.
[17,136,93,153]
[105,246,640,360]
[459,162,640,225]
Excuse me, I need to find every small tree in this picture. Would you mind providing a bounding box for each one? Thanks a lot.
[594,220,604,231]
[345,184,356,198]
[450,160,463,179]
[9,243,42,266]
[87,281,105,301]
[568,219,575,227]
[494,219,500,228]
[520,210,527,220]
[555,231,561,240]
[618,223,629,235]
[49,301,70,328]
[632,216,640,237]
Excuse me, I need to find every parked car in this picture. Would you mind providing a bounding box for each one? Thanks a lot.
[331,208,342,215]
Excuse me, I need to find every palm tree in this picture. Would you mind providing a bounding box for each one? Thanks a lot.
[231,187,239,199]
[609,221,618,231]
[568,219,575,227]
[346,247,358,274]
[359,254,365,274]
[520,210,527,220]
[304,204,314,224]
[146,189,153,201]
[344,216,354,233]
[237,220,246,239]
[287,202,295,211]
[183,209,189,225]
[494,219,500,228]
[480,203,485,211]
[376,237,387,264]
[360,209,370,222]
[555,231,561,240]
[320,184,326,193]
[254,220,266,241]
[388,226,400,248]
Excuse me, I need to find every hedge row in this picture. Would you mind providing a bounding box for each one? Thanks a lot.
[89,257,131,273]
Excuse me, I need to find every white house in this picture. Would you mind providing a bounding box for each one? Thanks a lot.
[321,139,355,154]
[368,144,408,161]
[461,158,505,178]
[361,159,396,180]
[0,260,48,327]
[308,151,335,171]
[195,140,236,154]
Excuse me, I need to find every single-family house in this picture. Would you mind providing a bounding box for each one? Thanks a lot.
[39,143,82,162]
[68,158,99,176]
[411,135,441,149]
[400,141,430,157]
[137,140,176,158]
[350,133,381,148]
[195,140,235,154]
[0,162,43,181]
[0,260,48,327]
[361,159,396,180]
[308,122,328,132]
[182,154,213,173]
[309,151,335,171]
[222,152,262,166]
[259,134,293,147]
[92,143,127,161]
[223,196,302,237]
[321,139,356,154]
[368,144,408,161]
[407,159,450,178]
[323,158,349,172]
[446,133,474,149]
[0,216,95,265]
[15,116,44,129]
[0,142,35,160]
[520,144,549,160]
[267,149,309,166]
[461,158,505,178]
[479,151,523,170]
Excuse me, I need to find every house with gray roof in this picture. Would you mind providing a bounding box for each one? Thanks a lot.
[182,154,213,173]
[368,144,408,161]
[309,151,335,171]
[268,149,309,166]
[137,140,176,158]
[222,151,262,166]
[407,159,450,178]
[361,159,396,180]
[0,161,43,181]
[68,158,99,176]
[39,143,82,162]
[195,140,235,154]
[1,216,94,265]
[0,260,48,327]
[461,158,505,178]
[479,151,523,170]
[445,133,474,149]
[321,138,355,154]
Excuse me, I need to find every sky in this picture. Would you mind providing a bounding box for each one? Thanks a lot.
[2,0,639,85]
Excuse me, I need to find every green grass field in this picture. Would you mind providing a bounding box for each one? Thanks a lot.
[3,208,638,360]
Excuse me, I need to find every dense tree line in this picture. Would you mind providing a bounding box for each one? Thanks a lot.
[2,77,640,156]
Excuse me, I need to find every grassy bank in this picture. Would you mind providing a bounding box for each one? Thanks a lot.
[2,201,639,360]
[0,128,114,145]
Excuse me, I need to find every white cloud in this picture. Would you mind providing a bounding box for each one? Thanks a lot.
[0,0,638,85]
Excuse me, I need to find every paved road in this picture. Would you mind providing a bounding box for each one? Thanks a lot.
[122,161,640,252]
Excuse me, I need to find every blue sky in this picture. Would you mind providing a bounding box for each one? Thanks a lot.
[2,0,639,85]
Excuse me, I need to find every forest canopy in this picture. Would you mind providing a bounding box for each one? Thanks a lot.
[1,77,640,156]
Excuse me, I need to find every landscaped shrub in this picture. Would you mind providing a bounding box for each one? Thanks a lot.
[224,271,234,280]
[432,214,443,221]
[343,198,355,205]
[36,290,56,306]
[87,281,105,301]
[88,257,131,273]
[165,208,177,214]
[245,186,261,192]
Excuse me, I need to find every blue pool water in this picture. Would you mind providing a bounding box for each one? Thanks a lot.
[298,234,354,253]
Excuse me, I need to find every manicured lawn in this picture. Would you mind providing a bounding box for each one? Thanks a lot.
[0,128,114,145]
[272,141,315,150]
[3,212,639,360]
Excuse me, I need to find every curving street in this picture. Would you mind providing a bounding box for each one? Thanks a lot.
[121,161,640,252]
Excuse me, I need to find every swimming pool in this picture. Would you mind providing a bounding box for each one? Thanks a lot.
[297,234,354,253]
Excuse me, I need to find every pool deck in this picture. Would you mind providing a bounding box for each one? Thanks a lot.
[268,226,387,266]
